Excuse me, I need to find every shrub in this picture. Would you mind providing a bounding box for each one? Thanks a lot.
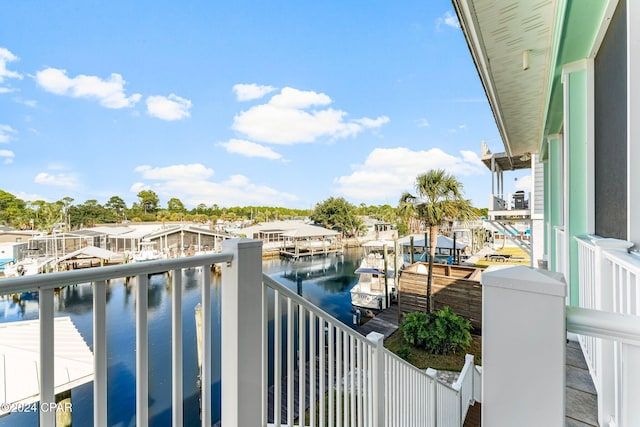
[397,346,412,361]
[401,307,472,355]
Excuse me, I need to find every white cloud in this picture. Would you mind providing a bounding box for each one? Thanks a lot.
[35,67,141,108]
[218,139,282,160]
[14,98,37,108]
[515,174,532,191]
[132,163,297,206]
[0,125,16,143]
[334,147,486,201]
[146,94,192,121]
[415,118,430,128]
[268,87,331,109]
[0,87,17,94]
[34,172,77,187]
[0,149,14,164]
[436,11,460,31]
[134,164,213,180]
[129,182,150,193]
[14,192,46,202]
[233,83,277,101]
[232,86,389,144]
[0,48,22,83]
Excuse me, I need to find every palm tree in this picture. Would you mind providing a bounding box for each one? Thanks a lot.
[403,170,476,312]
[397,193,419,234]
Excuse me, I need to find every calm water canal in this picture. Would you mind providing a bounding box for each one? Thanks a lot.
[0,247,363,427]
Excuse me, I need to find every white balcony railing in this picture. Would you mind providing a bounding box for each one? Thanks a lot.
[0,238,480,427]
[574,235,639,426]
[261,273,480,427]
[488,192,530,212]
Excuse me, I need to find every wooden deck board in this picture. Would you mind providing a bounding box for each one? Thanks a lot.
[355,304,399,338]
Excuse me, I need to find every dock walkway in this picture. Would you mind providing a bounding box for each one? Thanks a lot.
[355,304,400,339]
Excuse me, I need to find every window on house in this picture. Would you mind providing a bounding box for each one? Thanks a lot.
[594,0,627,239]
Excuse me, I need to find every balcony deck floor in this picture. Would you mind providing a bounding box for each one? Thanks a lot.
[566,338,598,426]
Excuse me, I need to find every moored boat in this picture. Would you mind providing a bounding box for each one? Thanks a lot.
[350,240,400,313]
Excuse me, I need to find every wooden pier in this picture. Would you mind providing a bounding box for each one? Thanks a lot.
[355,303,400,339]
[279,243,344,259]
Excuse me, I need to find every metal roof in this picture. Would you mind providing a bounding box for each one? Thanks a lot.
[397,234,468,250]
[0,317,93,411]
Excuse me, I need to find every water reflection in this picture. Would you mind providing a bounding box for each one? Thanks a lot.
[264,247,363,325]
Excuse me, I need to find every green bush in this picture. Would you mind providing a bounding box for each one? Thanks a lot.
[401,307,472,355]
[397,346,412,361]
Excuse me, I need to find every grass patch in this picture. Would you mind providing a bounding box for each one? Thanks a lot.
[384,329,482,371]
[472,246,530,268]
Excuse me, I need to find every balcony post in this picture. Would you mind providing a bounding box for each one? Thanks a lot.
[220,238,263,427]
[367,332,385,427]
[481,266,566,427]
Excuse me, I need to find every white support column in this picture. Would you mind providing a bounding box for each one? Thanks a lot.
[628,0,640,246]
[367,332,385,427]
[481,266,566,427]
[221,238,263,427]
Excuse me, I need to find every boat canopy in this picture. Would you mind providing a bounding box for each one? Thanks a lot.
[397,234,467,250]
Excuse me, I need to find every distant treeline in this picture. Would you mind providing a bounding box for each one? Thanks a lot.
[0,189,407,234]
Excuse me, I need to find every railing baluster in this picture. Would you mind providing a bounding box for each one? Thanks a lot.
[350,334,356,427]
[262,276,268,425]
[319,316,325,427]
[136,274,149,427]
[336,327,341,427]
[310,312,316,425]
[357,339,363,427]
[298,305,306,427]
[328,324,334,427]
[274,291,281,426]
[93,280,107,427]
[201,267,212,427]
[39,287,55,427]
[171,270,183,427]
[287,298,293,427]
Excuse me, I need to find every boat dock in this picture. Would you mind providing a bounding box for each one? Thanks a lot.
[355,304,399,339]
[279,243,343,259]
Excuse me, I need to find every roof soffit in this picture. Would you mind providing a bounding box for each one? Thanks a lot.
[454,0,557,156]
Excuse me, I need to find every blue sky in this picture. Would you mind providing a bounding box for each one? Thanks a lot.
[0,1,529,210]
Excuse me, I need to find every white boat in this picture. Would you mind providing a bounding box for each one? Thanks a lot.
[350,240,400,312]
[132,240,163,262]
[3,257,54,277]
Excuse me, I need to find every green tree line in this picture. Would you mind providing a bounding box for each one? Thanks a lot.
[1,171,488,236]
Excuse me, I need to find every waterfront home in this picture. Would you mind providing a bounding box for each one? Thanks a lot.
[359,216,398,241]
[0,226,41,245]
[453,0,640,425]
[236,220,342,256]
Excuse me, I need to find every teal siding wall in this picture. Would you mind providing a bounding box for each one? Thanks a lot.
[566,69,589,306]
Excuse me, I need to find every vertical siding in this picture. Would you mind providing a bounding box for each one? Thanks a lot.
[533,154,545,215]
